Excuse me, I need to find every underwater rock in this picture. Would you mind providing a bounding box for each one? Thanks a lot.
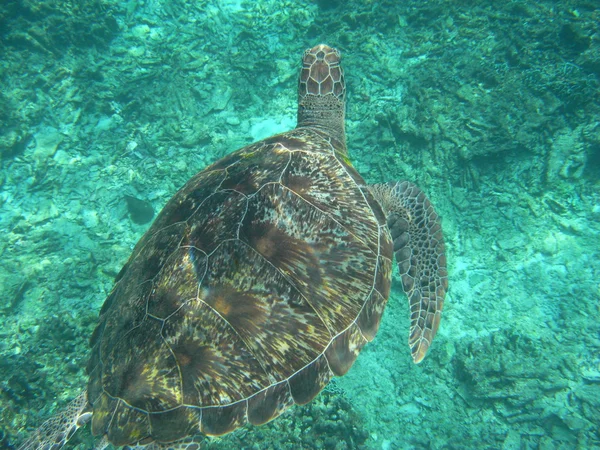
[124,195,154,224]
[315,0,342,10]
[577,47,600,76]
[31,127,63,162]
[0,129,29,160]
[81,209,99,229]
[546,126,587,183]
[559,23,591,55]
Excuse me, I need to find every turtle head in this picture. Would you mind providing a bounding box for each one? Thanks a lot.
[297,44,346,150]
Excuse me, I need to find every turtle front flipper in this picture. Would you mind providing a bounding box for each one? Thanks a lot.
[370,181,448,363]
[18,390,91,450]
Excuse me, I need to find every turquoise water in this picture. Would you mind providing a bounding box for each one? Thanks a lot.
[1,0,599,449]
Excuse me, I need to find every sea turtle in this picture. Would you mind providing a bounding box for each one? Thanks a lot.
[19,44,448,450]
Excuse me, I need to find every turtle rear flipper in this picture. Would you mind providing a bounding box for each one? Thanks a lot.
[370,181,448,363]
[18,391,91,450]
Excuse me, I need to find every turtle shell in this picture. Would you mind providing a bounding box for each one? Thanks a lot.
[86,127,393,446]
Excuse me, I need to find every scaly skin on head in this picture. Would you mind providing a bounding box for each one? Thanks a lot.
[297,44,347,151]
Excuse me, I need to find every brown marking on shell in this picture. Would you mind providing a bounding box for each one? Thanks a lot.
[356,289,389,342]
[88,328,107,383]
[324,323,367,376]
[151,170,226,229]
[94,219,187,355]
[282,127,343,155]
[87,332,102,373]
[205,143,252,172]
[97,280,150,366]
[103,318,182,412]
[241,182,379,334]
[340,158,388,229]
[162,299,269,406]
[200,239,331,379]
[281,150,382,256]
[263,135,307,151]
[105,400,151,447]
[218,141,290,195]
[86,363,103,405]
[240,200,323,287]
[146,248,199,319]
[284,172,312,196]
[200,402,247,436]
[202,285,270,335]
[376,247,393,298]
[98,283,118,316]
[90,392,116,437]
[186,191,247,254]
[247,381,294,426]
[148,407,201,443]
[134,223,187,282]
[288,354,332,405]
